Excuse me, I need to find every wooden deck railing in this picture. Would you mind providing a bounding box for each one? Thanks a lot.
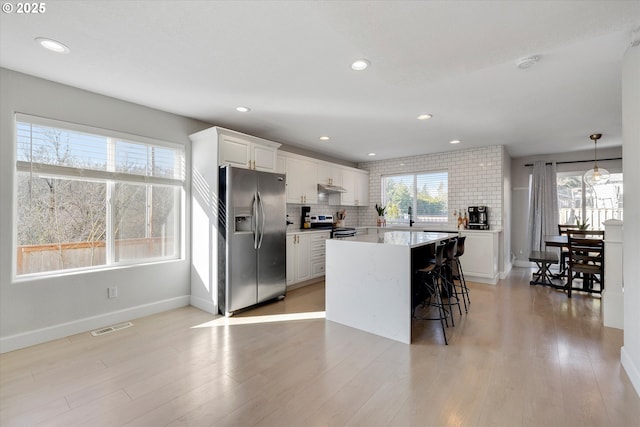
[17,237,174,275]
[559,208,623,230]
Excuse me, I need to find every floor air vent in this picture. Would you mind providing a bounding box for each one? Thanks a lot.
[91,321,133,337]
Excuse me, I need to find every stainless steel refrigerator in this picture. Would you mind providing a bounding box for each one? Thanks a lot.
[219,165,287,316]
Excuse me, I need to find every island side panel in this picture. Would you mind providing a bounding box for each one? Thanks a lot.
[325,240,412,344]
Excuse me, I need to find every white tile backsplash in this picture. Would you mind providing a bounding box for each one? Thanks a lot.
[286,194,360,231]
[357,145,504,229]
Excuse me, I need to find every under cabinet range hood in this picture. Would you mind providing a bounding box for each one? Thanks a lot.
[318,183,347,193]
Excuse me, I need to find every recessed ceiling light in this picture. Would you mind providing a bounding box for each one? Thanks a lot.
[35,37,70,54]
[351,59,370,71]
[516,56,539,69]
[319,136,330,141]
[236,106,250,112]
[417,114,432,120]
[449,140,461,144]
[368,152,376,156]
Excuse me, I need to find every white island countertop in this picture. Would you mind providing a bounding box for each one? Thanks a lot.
[326,230,454,344]
[365,225,502,234]
[341,231,455,248]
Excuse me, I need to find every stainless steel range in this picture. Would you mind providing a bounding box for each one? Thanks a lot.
[309,214,334,229]
[331,227,357,238]
[308,213,356,237]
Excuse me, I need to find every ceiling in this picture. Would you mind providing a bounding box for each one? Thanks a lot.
[1,1,639,162]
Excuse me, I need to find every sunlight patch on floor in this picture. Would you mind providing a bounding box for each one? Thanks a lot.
[191,311,326,328]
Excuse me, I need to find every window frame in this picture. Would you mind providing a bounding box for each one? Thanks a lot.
[381,170,449,225]
[13,113,185,280]
[556,169,623,230]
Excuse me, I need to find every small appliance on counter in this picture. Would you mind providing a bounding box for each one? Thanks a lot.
[467,206,489,230]
[301,206,311,229]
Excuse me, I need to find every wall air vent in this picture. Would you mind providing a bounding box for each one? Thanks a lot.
[90,321,133,337]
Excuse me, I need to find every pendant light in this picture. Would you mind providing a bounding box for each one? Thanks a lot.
[583,133,610,186]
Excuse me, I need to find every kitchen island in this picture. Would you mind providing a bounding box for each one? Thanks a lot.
[325,231,455,344]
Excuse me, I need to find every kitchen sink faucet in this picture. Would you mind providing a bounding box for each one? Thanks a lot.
[408,206,414,227]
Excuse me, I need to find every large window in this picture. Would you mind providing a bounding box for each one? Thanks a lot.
[15,114,185,277]
[381,171,448,224]
[557,171,623,230]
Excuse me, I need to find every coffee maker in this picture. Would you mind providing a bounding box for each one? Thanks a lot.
[468,206,489,230]
[300,206,311,229]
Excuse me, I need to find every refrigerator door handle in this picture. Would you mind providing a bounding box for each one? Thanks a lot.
[252,193,259,249]
[257,191,266,249]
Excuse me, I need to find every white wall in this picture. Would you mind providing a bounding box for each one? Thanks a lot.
[621,42,640,397]
[501,148,512,277]
[510,147,623,266]
[0,68,209,352]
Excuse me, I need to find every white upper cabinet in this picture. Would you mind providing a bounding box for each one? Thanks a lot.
[339,169,356,205]
[251,143,278,171]
[329,168,369,207]
[316,163,342,187]
[279,151,368,206]
[285,155,318,204]
[355,171,370,207]
[215,128,280,172]
[276,156,287,174]
[218,134,251,168]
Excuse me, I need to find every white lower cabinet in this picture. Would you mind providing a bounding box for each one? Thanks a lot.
[287,231,329,287]
[460,231,499,284]
[310,232,329,278]
[286,233,311,286]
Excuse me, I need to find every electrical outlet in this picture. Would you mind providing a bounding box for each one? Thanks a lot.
[108,286,118,299]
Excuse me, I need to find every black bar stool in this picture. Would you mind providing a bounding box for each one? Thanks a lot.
[452,236,470,312]
[443,238,463,321]
[414,243,450,345]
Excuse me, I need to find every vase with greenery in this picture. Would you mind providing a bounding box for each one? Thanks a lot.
[575,217,589,230]
[375,203,387,227]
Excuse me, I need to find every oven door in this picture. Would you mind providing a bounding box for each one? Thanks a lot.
[331,228,357,238]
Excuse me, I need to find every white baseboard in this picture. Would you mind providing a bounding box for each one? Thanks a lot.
[190,295,217,314]
[287,277,324,291]
[602,289,624,330]
[500,262,513,279]
[0,296,190,354]
[466,274,498,285]
[621,346,640,398]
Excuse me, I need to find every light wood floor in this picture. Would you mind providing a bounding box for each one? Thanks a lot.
[1,268,639,426]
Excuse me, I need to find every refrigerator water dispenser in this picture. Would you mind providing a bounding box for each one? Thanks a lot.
[234,209,252,233]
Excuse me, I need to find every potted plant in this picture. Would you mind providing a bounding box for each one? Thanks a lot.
[375,203,387,227]
[575,217,589,230]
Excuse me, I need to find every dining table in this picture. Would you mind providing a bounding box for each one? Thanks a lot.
[544,235,567,249]
[544,235,568,278]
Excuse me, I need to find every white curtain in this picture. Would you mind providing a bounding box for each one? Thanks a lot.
[528,161,558,253]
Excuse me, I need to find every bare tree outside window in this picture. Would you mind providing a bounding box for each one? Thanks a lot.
[15,117,184,276]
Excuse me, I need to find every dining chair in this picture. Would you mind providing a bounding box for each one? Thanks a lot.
[558,224,579,235]
[568,230,605,238]
[566,235,604,298]
[557,224,578,274]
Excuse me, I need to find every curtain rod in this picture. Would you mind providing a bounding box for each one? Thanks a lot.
[523,157,622,167]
